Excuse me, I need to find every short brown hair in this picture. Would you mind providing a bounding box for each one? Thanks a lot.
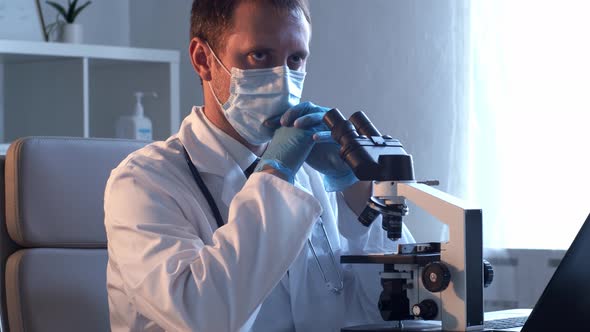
[190,0,311,54]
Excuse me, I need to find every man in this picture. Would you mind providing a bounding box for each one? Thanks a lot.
[104,0,414,331]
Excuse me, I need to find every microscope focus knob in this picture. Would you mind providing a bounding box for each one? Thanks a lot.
[412,299,438,320]
[483,259,494,288]
[422,262,451,293]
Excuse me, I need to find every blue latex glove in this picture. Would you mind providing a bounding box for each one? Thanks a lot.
[278,102,358,192]
[254,126,315,184]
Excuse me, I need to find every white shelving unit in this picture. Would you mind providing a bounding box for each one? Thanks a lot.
[0,40,180,146]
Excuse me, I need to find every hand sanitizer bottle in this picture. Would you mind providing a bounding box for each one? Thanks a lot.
[116,92,154,140]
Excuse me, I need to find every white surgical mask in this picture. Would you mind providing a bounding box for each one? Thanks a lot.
[207,44,306,145]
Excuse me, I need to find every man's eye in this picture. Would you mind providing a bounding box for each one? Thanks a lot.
[290,55,303,63]
[250,52,267,62]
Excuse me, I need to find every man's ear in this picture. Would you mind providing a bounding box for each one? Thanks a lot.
[189,37,212,82]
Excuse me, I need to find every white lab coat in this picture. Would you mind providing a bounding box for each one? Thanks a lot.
[104,107,414,332]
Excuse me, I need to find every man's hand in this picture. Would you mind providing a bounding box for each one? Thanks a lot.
[274,102,358,192]
[254,126,315,183]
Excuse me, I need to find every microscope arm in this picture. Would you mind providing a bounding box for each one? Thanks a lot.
[396,182,479,225]
[395,182,484,331]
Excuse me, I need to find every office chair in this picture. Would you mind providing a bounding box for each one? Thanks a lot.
[3,137,147,332]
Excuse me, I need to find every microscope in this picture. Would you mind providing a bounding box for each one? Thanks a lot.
[322,109,494,331]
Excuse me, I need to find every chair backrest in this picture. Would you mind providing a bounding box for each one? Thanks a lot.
[0,156,20,332]
[3,137,147,332]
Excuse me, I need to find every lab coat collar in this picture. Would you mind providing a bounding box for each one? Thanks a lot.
[206,111,259,174]
[178,106,254,206]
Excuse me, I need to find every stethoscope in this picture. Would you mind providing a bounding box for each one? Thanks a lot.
[182,146,257,229]
[183,145,343,293]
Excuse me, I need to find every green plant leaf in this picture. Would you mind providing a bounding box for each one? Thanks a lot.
[46,1,68,20]
[71,0,79,12]
[65,0,76,23]
[71,1,91,23]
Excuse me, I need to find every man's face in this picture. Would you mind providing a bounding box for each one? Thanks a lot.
[210,1,311,104]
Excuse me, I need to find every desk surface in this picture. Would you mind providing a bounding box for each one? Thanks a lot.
[484,308,532,321]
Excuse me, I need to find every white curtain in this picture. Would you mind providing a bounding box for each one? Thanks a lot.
[469,0,590,249]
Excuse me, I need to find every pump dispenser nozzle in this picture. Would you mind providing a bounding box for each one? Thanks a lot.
[134,91,158,117]
[116,91,157,141]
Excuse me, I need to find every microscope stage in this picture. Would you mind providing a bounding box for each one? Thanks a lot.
[341,253,440,266]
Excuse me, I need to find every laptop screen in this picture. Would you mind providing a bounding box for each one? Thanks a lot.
[523,213,590,331]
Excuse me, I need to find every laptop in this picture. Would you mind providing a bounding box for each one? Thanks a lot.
[484,212,590,331]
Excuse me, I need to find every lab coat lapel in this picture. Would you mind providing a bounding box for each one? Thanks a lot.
[178,107,248,207]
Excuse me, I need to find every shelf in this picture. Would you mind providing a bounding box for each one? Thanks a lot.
[0,40,179,64]
[0,40,181,143]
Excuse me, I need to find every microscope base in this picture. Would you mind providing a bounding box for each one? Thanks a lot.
[342,320,442,331]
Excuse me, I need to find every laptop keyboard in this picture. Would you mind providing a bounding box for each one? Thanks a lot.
[485,316,528,329]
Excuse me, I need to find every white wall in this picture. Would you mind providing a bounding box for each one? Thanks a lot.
[0,1,563,314]
[306,1,470,241]
[0,0,555,313]
[39,0,130,46]
[129,0,200,120]
[1,0,470,241]
[0,0,471,241]
[127,0,470,242]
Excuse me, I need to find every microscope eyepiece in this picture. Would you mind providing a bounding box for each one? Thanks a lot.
[323,108,414,182]
[323,108,359,147]
[349,111,382,137]
[323,108,346,130]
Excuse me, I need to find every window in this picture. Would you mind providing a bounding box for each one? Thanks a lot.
[469,0,590,249]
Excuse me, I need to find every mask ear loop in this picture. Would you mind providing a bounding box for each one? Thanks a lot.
[207,81,225,109]
[205,41,231,108]
[206,41,232,76]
